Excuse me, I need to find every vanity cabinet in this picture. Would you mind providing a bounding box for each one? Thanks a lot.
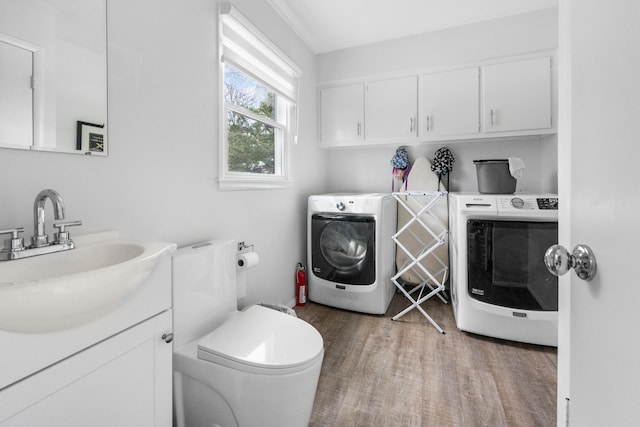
[0,238,175,426]
[319,83,364,146]
[0,310,173,427]
[365,75,418,142]
[482,56,552,133]
[420,67,480,138]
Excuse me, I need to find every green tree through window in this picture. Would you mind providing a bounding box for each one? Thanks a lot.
[224,64,281,175]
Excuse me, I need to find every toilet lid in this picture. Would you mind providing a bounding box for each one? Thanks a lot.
[197,305,324,370]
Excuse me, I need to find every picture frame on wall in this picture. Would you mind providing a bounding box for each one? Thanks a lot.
[76,121,106,155]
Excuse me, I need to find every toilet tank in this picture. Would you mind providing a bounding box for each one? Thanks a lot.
[172,240,238,348]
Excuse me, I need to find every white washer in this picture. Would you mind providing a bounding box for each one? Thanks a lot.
[449,193,559,346]
[307,193,397,314]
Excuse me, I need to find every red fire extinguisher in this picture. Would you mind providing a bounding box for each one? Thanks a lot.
[296,263,307,307]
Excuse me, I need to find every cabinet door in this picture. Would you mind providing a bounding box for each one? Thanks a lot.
[366,76,417,141]
[483,56,552,133]
[421,67,479,137]
[319,83,364,146]
[0,311,173,427]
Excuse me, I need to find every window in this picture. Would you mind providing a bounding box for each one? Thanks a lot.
[218,3,300,190]
[224,64,283,175]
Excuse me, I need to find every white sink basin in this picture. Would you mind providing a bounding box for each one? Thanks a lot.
[0,231,176,333]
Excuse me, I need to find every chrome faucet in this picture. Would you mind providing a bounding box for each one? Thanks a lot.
[32,189,66,247]
[0,189,82,261]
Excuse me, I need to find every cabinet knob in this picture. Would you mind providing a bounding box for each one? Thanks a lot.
[161,333,174,344]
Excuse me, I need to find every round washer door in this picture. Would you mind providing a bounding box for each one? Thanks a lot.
[320,221,368,275]
[311,214,375,285]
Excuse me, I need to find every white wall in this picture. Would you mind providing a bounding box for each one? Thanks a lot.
[0,0,326,308]
[324,137,557,194]
[318,8,559,194]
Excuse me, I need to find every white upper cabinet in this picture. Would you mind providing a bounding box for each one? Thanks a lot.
[421,67,480,138]
[365,75,418,141]
[317,53,555,148]
[482,56,552,133]
[319,83,364,147]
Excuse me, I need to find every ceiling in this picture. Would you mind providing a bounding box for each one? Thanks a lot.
[268,0,558,54]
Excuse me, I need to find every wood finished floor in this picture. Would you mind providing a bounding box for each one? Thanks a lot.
[295,292,557,427]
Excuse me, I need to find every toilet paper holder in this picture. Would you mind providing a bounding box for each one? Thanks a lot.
[237,241,254,252]
[236,242,259,271]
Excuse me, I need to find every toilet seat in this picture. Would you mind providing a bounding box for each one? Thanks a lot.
[197,305,324,375]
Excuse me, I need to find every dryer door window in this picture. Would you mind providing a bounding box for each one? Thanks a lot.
[466,220,558,311]
[311,214,375,285]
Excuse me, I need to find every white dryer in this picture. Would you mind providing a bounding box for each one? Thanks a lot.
[307,193,397,314]
[449,193,559,346]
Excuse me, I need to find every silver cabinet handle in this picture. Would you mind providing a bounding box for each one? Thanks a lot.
[426,115,431,132]
[162,333,174,343]
[490,109,496,126]
[410,117,415,133]
[357,121,361,136]
[544,244,597,281]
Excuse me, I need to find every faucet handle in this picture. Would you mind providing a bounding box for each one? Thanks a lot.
[53,220,82,244]
[0,227,25,252]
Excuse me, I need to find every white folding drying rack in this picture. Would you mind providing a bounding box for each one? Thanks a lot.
[391,191,449,333]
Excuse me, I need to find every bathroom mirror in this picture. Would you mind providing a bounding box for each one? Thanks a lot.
[0,0,107,155]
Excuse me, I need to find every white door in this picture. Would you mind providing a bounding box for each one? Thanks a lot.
[0,39,33,149]
[558,1,640,425]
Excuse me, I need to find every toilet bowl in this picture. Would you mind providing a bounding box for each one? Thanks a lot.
[171,240,324,427]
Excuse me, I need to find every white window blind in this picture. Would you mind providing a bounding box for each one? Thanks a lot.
[219,2,301,103]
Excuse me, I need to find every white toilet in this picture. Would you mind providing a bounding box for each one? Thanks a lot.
[171,240,324,427]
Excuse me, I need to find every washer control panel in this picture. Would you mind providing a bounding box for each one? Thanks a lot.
[308,193,391,214]
[454,193,558,220]
[536,198,559,210]
[492,195,559,219]
[498,197,537,211]
[510,197,525,208]
[498,196,558,211]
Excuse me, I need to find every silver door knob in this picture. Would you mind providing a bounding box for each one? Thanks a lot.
[544,244,597,281]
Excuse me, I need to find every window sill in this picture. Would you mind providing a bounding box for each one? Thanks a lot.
[218,176,294,191]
